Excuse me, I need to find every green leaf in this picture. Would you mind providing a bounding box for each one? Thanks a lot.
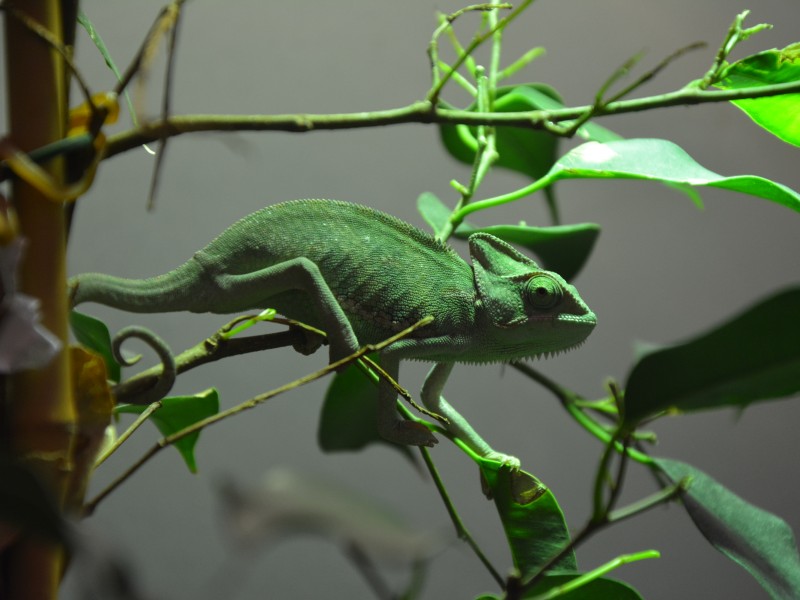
[454,221,599,280]
[318,360,416,464]
[623,287,800,425]
[715,43,800,147]
[416,191,598,279]
[417,191,452,238]
[69,310,121,383]
[439,84,620,183]
[117,389,220,473]
[480,465,576,577]
[524,573,645,599]
[543,139,800,213]
[655,458,800,599]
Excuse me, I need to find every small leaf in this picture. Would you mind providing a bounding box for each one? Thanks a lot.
[544,139,800,213]
[623,287,800,425]
[480,464,576,577]
[715,43,800,146]
[524,573,645,599]
[454,221,599,280]
[417,192,452,238]
[69,310,121,383]
[655,458,800,599]
[117,389,220,473]
[318,360,416,464]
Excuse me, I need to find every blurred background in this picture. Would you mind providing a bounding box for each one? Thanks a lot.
[4,0,799,598]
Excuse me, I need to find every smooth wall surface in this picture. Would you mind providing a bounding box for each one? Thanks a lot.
[3,1,799,598]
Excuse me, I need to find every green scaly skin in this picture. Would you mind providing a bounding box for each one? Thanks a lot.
[70,199,597,468]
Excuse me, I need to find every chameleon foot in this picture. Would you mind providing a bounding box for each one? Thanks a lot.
[484,450,521,471]
[384,421,439,448]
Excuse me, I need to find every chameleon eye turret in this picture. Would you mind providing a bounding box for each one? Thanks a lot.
[525,274,563,310]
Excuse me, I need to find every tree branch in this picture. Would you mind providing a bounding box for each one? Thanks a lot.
[101,80,800,160]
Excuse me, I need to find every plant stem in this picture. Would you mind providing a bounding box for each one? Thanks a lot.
[419,447,505,587]
[99,79,800,161]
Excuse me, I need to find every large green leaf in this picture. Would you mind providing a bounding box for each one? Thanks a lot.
[655,458,800,599]
[623,287,800,425]
[417,191,599,280]
[69,310,121,383]
[522,573,644,599]
[117,389,219,473]
[480,465,576,578]
[439,84,619,181]
[715,43,800,147]
[318,360,416,464]
[542,139,800,213]
[439,84,561,182]
[454,221,599,281]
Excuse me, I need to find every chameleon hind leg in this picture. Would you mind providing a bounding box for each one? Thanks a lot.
[421,362,520,469]
[205,255,360,364]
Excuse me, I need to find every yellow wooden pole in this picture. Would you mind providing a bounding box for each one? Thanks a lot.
[3,2,75,598]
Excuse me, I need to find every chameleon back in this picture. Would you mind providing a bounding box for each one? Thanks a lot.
[197,199,477,344]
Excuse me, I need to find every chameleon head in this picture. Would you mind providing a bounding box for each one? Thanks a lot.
[469,233,597,361]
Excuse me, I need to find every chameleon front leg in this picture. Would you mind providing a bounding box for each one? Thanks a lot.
[207,256,359,363]
[422,362,520,469]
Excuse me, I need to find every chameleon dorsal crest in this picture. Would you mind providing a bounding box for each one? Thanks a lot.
[469,233,544,327]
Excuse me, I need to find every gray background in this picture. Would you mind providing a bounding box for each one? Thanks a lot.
[4,0,800,598]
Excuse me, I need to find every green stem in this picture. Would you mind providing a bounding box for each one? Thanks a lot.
[510,363,653,465]
[419,447,505,587]
[532,550,660,600]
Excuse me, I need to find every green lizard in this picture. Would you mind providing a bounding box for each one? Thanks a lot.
[70,199,596,467]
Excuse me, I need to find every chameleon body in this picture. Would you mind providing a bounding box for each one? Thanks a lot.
[70,199,596,466]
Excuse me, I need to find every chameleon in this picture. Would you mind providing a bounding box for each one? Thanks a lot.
[70,199,596,467]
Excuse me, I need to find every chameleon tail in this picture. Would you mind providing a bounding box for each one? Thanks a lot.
[69,260,207,313]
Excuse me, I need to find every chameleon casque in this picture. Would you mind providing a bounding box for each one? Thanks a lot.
[70,199,597,467]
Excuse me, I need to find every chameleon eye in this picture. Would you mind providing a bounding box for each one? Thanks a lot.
[525,275,563,310]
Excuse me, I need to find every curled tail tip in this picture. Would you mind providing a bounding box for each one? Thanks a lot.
[67,276,80,309]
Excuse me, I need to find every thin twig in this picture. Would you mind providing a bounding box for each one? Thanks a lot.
[147,1,186,211]
[419,447,505,588]
[82,317,433,515]
[93,401,162,468]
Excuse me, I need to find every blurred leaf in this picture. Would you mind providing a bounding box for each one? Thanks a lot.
[655,458,800,599]
[117,389,219,473]
[417,191,452,238]
[623,287,800,425]
[0,453,69,547]
[318,360,416,464]
[454,221,599,280]
[218,467,441,563]
[69,310,121,383]
[542,139,800,213]
[480,465,576,577]
[715,43,800,147]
